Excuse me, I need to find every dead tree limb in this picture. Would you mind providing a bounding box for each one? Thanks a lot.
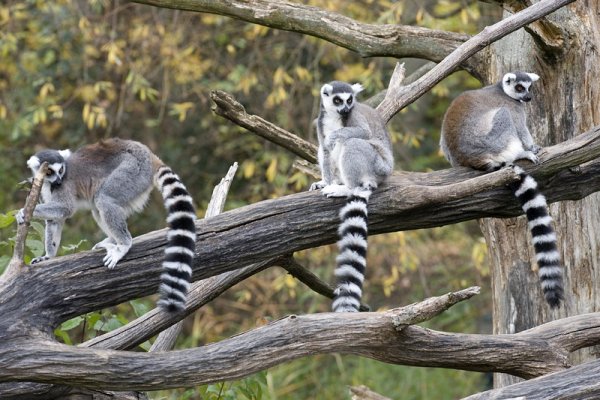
[131,0,469,63]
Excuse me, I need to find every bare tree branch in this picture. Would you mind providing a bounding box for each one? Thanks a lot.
[211,90,318,164]
[4,287,593,390]
[462,358,600,400]
[131,0,469,63]
[3,162,47,279]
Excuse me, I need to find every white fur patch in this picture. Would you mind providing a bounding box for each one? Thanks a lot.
[162,261,193,276]
[167,229,196,240]
[528,215,553,229]
[166,211,196,224]
[58,149,72,160]
[334,265,365,283]
[527,73,540,82]
[165,195,194,209]
[338,233,368,249]
[165,246,195,258]
[514,175,537,197]
[522,194,547,211]
[351,83,364,94]
[322,184,353,198]
[498,139,525,164]
[532,233,557,245]
[539,265,562,278]
[27,156,40,170]
[339,216,368,234]
[160,273,191,292]
[536,250,560,263]
[336,250,366,267]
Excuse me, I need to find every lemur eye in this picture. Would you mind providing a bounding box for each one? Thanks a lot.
[59,166,64,174]
[515,84,525,93]
[347,97,353,105]
[333,97,342,105]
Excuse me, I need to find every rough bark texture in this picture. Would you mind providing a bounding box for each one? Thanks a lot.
[477,1,600,388]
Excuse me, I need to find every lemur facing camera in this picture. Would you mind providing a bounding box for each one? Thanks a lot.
[440,72,564,308]
[311,81,394,312]
[16,138,196,312]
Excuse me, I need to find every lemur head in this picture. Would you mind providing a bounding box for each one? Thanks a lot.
[320,81,364,118]
[27,149,71,188]
[502,72,539,103]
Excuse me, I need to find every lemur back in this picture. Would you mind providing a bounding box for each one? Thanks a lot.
[440,72,564,308]
[17,138,196,312]
[311,81,394,312]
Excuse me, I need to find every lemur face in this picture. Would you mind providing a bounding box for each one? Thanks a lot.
[502,72,539,103]
[321,81,364,117]
[27,149,71,186]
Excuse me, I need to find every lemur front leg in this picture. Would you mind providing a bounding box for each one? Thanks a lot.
[310,146,333,191]
[16,202,72,264]
[31,220,65,264]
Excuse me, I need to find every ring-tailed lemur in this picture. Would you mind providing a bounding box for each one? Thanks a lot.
[310,81,394,312]
[16,138,196,312]
[440,72,564,308]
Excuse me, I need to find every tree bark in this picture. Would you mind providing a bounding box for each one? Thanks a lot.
[478,0,600,388]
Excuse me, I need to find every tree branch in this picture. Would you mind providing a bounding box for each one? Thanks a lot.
[462,357,600,400]
[3,162,47,279]
[210,90,317,164]
[131,0,469,62]
[3,287,589,391]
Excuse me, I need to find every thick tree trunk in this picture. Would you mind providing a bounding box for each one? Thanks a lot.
[479,1,600,388]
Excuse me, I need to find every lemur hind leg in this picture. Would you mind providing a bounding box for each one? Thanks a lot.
[94,154,153,268]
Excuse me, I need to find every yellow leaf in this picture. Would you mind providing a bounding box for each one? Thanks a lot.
[39,82,55,100]
[0,104,6,119]
[82,103,91,122]
[265,158,277,182]
[86,112,95,130]
[243,161,255,179]
[460,9,469,25]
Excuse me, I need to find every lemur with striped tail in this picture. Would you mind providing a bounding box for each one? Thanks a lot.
[440,72,564,308]
[16,138,196,312]
[310,81,394,312]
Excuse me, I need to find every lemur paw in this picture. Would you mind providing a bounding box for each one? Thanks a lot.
[15,209,25,225]
[31,255,50,264]
[321,184,353,198]
[93,237,116,250]
[309,181,326,191]
[524,151,539,164]
[103,244,130,269]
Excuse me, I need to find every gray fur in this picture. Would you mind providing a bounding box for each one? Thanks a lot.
[311,81,394,313]
[440,73,539,171]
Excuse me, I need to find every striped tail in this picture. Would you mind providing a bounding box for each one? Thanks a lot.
[510,166,564,308]
[332,190,370,312]
[155,166,197,312]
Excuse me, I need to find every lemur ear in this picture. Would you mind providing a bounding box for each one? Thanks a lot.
[527,73,540,82]
[58,149,72,160]
[26,156,40,170]
[351,83,364,95]
[503,73,517,84]
[321,84,333,97]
